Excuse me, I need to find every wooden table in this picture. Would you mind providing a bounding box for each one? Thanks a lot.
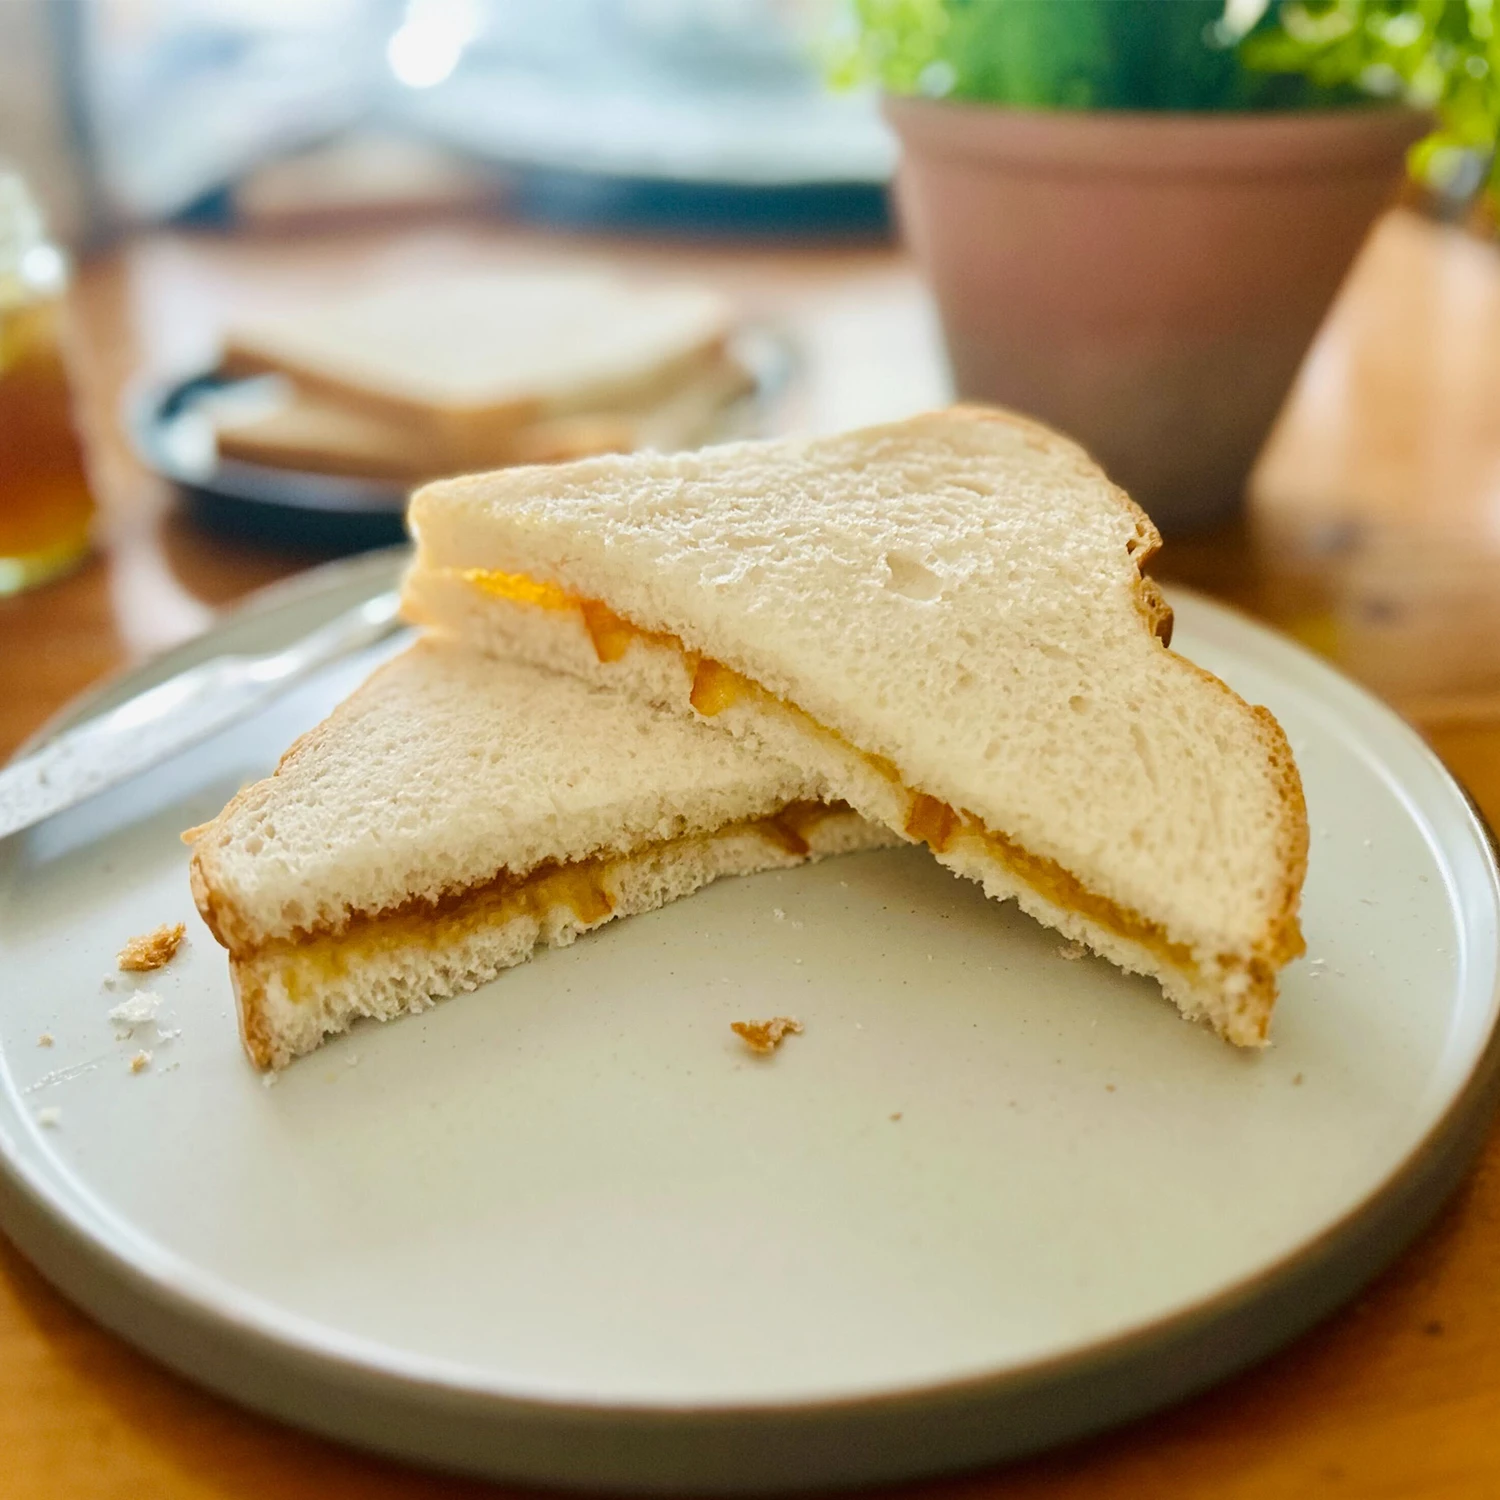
[3,209,1500,1498]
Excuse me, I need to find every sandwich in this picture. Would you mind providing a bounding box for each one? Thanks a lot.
[215,269,748,480]
[403,406,1310,1045]
[186,639,893,1070]
[213,386,440,484]
[213,355,753,485]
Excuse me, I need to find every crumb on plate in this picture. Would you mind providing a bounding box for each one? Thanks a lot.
[37,1032,53,1048]
[128,1050,152,1074]
[118,922,185,972]
[108,990,162,1030]
[1057,941,1087,961]
[36,1107,61,1128]
[732,1016,803,1055]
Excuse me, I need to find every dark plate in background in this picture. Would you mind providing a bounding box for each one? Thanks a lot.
[130,372,411,554]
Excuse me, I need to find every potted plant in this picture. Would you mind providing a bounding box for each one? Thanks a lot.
[832,0,1496,531]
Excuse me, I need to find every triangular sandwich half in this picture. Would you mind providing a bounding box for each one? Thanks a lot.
[403,406,1309,1046]
[187,639,893,1070]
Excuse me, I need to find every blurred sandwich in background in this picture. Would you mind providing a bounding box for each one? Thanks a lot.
[211,269,755,483]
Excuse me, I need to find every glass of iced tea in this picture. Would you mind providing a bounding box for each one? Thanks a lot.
[0,170,94,595]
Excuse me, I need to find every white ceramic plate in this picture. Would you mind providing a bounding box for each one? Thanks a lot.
[1,550,1497,1493]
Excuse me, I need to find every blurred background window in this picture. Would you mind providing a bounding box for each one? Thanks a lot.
[79,0,378,225]
[31,0,895,238]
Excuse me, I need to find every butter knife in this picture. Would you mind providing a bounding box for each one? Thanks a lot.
[0,590,404,842]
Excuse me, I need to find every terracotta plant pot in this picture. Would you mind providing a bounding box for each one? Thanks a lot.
[885,98,1428,532]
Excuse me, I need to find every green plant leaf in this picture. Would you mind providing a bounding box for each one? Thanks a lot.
[827,0,1499,199]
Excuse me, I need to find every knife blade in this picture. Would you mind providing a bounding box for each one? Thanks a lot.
[0,590,405,842]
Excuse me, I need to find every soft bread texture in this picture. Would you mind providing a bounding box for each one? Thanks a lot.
[188,640,893,1069]
[404,406,1309,1046]
[219,270,733,470]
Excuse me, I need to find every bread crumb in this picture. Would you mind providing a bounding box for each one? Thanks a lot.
[108,991,162,1031]
[1058,942,1087,961]
[128,1050,152,1074]
[889,1111,902,1122]
[37,1033,54,1048]
[36,1107,61,1128]
[262,1072,280,1089]
[1292,1072,1305,1086]
[1106,1084,1116,1093]
[732,1017,802,1055]
[772,907,786,921]
[117,922,185,972]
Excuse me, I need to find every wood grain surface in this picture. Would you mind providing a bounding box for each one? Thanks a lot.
[3,209,1499,1499]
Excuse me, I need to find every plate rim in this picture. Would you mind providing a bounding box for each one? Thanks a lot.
[2,567,1498,1490]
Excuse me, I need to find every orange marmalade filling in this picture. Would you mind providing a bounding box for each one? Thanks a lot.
[454,568,1268,993]
[460,567,677,665]
[460,567,573,612]
[688,656,744,716]
[242,801,845,1003]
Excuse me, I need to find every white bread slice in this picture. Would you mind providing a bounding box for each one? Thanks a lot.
[510,352,755,466]
[403,406,1309,1046]
[219,270,733,470]
[214,390,436,483]
[213,354,756,483]
[186,639,893,1069]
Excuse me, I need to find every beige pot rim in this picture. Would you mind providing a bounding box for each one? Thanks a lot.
[883,94,1432,176]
